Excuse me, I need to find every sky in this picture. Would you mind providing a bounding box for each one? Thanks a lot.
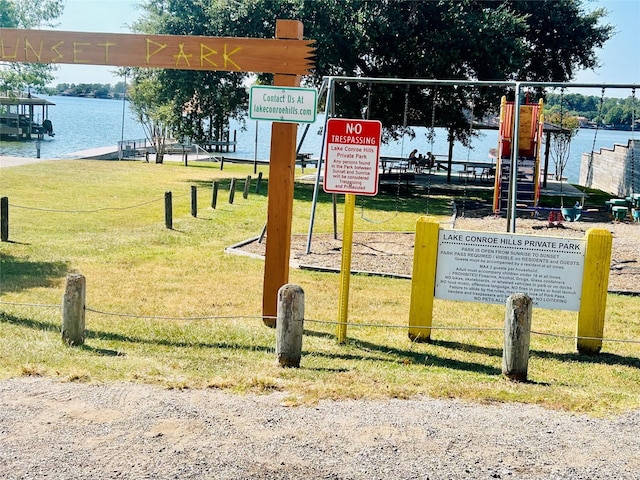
[50,0,639,97]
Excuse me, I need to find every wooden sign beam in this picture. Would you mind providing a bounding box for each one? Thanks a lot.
[0,28,314,75]
[2,21,314,326]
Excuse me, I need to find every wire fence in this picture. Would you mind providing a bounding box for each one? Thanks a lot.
[2,186,639,351]
[1,299,638,346]
[8,196,169,214]
[1,175,258,241]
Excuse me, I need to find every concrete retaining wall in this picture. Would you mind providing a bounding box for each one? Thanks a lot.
[579,139,640,196]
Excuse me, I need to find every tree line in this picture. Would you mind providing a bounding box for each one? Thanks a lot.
[44,83,128,99]
[123,0,615,162]
[545,93,638,130]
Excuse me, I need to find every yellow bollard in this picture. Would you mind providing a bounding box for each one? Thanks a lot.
[408,217,440,342]
[576,228,612,355]
[337,194,356,344]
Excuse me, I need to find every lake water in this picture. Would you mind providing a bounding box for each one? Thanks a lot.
[1,95,635,184]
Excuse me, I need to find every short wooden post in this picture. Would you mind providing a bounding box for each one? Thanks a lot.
[220,157,225,170]
[164,191,173,229]
[62,273,86,346]
[276,284,304,367]
[243,175,251,199]
[228,178,237,204]
[576,228,613,355]
[255,171,263,194]
[211,181,219,209]
[1,196,8,242]
[191,185,197,217]
[502,293,532,382]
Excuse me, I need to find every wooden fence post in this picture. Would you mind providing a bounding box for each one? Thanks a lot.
[276,284,305,367]
[211,181,219,209]
[62,273,86,346]
[243,175,251,199]
[1,196,8,242]
[228,178,237,204]
[502,293,532,382]
[191,185,197,217]
[255,171,263,194]
[164,191,173,229]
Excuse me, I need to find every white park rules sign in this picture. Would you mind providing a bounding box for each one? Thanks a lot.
[323,118,382,196]
[249,86,317,123]
[435,229,586,311]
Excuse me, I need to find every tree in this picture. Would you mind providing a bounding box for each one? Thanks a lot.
[131,1,249,146]
[127,70,175,164]
[132,0,613,147]
[546,111,580,187]
[604,105,624,128]
[506,0,611,82]
[113,81,127,99]
[0,0,16,27]
[0,0,64,93]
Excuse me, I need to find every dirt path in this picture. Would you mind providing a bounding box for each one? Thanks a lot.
[1,377,639,479]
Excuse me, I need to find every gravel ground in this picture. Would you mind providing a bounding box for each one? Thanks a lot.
[1,377,639,480]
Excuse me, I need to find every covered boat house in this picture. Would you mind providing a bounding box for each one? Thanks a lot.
[0,93,55,140]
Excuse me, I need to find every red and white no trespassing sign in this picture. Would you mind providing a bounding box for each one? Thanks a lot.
[323,118,382,196]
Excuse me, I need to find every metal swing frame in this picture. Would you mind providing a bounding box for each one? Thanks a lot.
[302,77,640,253]
[357,84,405,225]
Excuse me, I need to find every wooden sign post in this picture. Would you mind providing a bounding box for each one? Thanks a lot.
[262,21,304,327]
[1,22,314,324]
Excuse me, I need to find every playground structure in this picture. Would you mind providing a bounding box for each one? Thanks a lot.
[493,97,544,213]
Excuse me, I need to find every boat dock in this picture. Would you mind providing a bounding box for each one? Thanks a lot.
[0,94,55,140]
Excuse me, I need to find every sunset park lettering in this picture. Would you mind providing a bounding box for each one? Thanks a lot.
[0,28,314,75]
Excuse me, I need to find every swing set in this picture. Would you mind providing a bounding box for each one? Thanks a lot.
[302,78,640,252]
[356,84,444,223]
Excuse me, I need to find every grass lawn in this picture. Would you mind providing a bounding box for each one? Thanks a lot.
[1,159,639,415]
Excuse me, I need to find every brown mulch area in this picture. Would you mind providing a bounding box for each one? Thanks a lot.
[234,207,640,294]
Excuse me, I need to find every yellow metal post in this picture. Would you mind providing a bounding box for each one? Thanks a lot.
[576,228,613,355]
[408,217,440,342]
[337,193,356,344]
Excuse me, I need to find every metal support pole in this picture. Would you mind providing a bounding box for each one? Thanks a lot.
[507,82,522,233]
[305,77,333,254]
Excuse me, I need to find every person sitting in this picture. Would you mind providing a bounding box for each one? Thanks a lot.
[408,149,418,171]
[425,151,435,170]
